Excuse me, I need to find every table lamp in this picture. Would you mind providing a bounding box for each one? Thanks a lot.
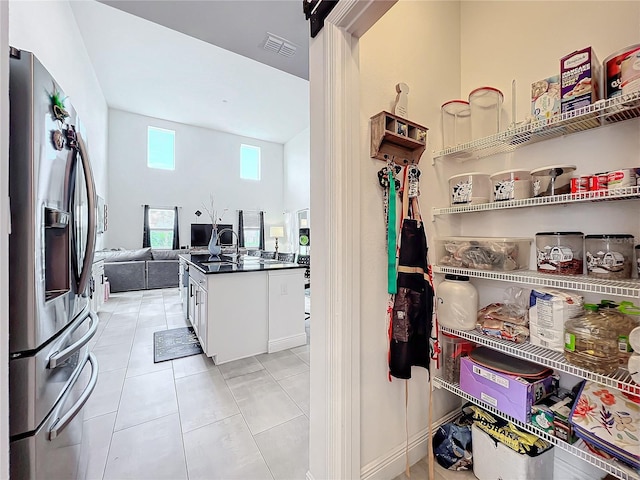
[270,226,284,254]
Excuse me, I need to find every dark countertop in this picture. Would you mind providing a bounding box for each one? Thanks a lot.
[179,253,306,275]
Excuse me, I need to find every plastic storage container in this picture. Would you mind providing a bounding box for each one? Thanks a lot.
[600,300,640,366]
[585,234,635,279]
[435,236,532,271]
[531,165,576,197]
[441,100,471,149]
[490,169,532,201]
[440,333,475,383]
[448,172,491,206]
[469,87,503,140]
[437,274,479,330]
[564,304,627,374]
[535,232,584,275]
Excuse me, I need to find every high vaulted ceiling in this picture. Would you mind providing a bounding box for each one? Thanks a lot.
[98,0,310,80]
[71,1,310,144]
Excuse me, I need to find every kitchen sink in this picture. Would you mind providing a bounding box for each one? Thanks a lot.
[201,261,237,267]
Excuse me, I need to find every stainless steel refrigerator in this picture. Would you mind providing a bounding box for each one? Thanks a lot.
[8,48,99,479]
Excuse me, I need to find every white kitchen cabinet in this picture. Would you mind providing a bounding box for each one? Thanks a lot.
[90,259,105,312]
[432,94,640,480]
[179,254,307,364]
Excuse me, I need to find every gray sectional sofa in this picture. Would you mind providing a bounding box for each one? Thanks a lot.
[94,248,182,293]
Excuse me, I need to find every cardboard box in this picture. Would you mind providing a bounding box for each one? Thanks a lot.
[561,47,601,112]
[459,356,558,423]
[552,397,578,444]
[471,424,555,480]
[531,75,561,121]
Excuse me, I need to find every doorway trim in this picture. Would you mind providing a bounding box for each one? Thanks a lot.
[308,2,396,479]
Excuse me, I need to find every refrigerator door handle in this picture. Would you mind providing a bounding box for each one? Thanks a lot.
[47,308,98,369]
[76,133,97,297]
[48,352,98,440]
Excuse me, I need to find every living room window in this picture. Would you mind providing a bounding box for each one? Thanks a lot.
[143,206,179,249]
[240,144,260,180]
[238,210,264,249]
[147,127,175,170]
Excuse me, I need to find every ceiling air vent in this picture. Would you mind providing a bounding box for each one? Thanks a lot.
[263,33,297,58]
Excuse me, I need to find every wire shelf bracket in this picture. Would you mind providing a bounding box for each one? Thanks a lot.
[432,266,640,299]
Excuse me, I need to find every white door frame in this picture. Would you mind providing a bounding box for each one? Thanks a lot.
[308,2,395,479]
[0,1,9,477]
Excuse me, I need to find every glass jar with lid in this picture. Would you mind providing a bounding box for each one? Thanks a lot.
[468,87,503,140]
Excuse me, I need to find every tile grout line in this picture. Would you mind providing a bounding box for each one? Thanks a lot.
[100,298,142,480]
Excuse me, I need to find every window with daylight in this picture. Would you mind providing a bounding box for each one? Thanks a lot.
[147,127,175,170]
[242,211,262,248]
[148,208,176,249]
[240,144,260,180]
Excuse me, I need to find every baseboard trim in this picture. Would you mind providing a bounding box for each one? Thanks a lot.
[360,409,460,480]
[268,333,307,353]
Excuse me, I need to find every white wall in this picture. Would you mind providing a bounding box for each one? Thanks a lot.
[358,1,462,473]
[283,127,310,251]
[9,0,110,250]
[107,108,286,250]
[0,1,9,476]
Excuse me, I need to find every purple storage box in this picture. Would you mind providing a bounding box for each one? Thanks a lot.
[459,356,558,423]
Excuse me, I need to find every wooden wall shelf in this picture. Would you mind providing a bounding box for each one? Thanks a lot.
[370,111,428,165]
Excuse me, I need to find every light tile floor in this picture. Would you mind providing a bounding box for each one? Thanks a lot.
[79,288,310,480]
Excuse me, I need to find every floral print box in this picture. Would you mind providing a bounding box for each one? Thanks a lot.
[569,380,640,469]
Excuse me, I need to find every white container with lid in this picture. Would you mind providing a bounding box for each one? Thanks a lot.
[437,274,479,330]
[448,172,491,206]
[530,164,576,197]
[469,87,504,140]
[490,169,532,201]
[441,100,471,149]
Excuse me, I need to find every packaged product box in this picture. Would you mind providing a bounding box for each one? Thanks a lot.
[552,396,578,444]
[459,356,559,423]
[560,47,601,112]
[529,289,584,352]
[531,398,555,435]
[531,75,561,121]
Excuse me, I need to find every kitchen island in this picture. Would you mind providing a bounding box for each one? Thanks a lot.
[178,253,307,365]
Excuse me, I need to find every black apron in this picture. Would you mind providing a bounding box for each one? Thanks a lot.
[389,217,433,379]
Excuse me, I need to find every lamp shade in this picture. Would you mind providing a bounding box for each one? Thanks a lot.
[269,226,284,238]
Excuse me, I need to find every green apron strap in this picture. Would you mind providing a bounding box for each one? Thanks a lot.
[387,169,397,294]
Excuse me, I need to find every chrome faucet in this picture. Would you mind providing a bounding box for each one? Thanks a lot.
[215,228,240,259]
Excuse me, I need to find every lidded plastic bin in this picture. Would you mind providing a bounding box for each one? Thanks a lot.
[530,165,576,197]
[437,274,479,330]
[448,172,491,206]
[585,234,635,279]
[535,232,584,275]
[441,100,471,149]
[490,169,532,201]
[468,87,503,140]
[436,236,532,271]
[440,333,475,383]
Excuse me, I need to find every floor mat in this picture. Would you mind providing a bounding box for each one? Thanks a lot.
[153,326,203,363]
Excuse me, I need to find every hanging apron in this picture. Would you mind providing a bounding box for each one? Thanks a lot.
[389,174,433,380]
